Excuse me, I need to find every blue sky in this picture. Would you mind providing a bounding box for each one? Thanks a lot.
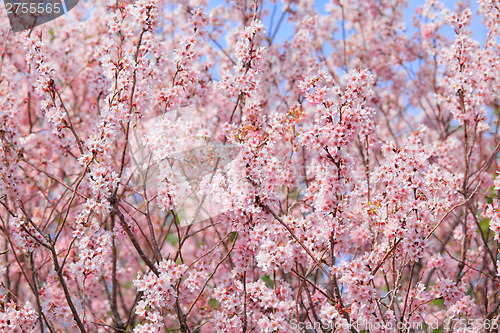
[207,0,489,46]
[1,0,487,45]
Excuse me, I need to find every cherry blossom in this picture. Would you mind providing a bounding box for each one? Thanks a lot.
[0,0,499,332]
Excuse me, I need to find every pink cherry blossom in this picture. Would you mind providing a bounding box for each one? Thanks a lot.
[0,0,499,332]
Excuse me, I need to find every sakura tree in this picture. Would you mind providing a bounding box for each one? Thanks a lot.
[0,0,499,332]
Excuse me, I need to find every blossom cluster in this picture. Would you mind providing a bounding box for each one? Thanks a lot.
[0,0,499,332]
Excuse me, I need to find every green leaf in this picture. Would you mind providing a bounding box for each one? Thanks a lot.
[209,298,217,309]
[487,184,498,203]
[431,298,444,307]
[122,281,133,289]
[262,274,274,288]
[166,233,178,246]
[480,218,490,239]
[229,231,237,242]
